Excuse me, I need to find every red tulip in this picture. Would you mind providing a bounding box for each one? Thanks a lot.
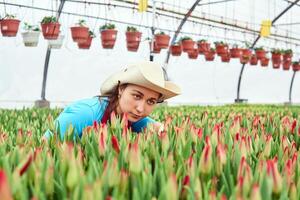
[129,140,142,173]
[250,183,261,200]
[199,136,212,174]
[0,169,13,200]
[99,132,106,156]
[19,154,33,176]
[266,159,282,194]
[111,135,120,154]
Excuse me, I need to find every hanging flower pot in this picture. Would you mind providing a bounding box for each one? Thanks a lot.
[154,32,170,49]
[197,40,210,54]
[48,34,64,49]
[187,49,198,59]
[229,45,241,58]
[254,47,266,60]
[271,49,282,69]
[214,41,228,56]
[21,23,40,47]
[0,14,20,37]
[260,57,269,67]
[250,54,258,65]
[204,48,216,61]
[170,43,182,56]
[292,61,300,72]
[282,49,293,62]
[282,61,291,71]
[77,31,95,49]
[70,19,89,43]
[180,36,195,53]
[241,48,252,58]
[125,26,142,52]
[240,55,250,64]
[100,23,117,49]
[149,41,161,54]
[41,16,60,40]
[221,53,231,62]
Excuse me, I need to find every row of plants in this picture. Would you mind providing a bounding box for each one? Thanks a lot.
[1,105,300,199]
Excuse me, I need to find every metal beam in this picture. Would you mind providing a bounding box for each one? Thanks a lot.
[198,0,236,6]
[40,0,66,101]
[236,0,300,103]
[164,0,203,69]
[289,71,297,103]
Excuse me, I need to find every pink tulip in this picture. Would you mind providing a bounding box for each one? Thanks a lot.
[99,132,106,156]
[0,169,13,200]
[290,119,297,134]
[129,140,142,173]
[111,135,120,154]
[199,136,212,174]
[266,159,282,194]
[250,183,261,200]
[216,143,227,175]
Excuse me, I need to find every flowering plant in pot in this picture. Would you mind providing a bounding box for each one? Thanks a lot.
[240,55,250,64]
[0,14,20,37]
[70,19,89,43]
[254,47,266,60]
[214,41,228,56]
[125,26,142,52]
[204,48,216,61]
[180,36,195,53]
[100,23,117,49]
[260,57,269,67]
[197,39,210,54]
[282,49,293,61]
[187,48,198,59]
[229,44,241,58]
[170,41,182,56]
[249,54,258,65]
[41,16,60,40]
[271,48,282,69]
[292,61,300,72]
[154,31,170,49]
[21,22,40,47]
[220,52,231,62]
[77,30,95,49]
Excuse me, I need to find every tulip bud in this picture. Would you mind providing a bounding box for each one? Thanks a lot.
[289,182,297,200]
[129,141,142,174]
[266,159,282,194]
[250,183,261,200]
[262,135,272,158]
[98,132,106,156]
[199,136,212,174]
[0,169,13,200]
[111,135,120,154]
[216,143,227,175]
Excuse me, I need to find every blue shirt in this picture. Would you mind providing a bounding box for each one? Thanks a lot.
[44,97,156,140]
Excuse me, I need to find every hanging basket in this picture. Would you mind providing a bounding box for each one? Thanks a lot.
[77,36,93,49]
[101,29,118,49]
[170,44,182,56]
[215,43,228,56]
[0,19,20,37]
[70,26,89,43]
[21,31,40,47]
[282,61,291,71]
[221,53,231,62]
[271,52,282,69]
[48,34,64,49]
[292,62,300,71]
[283,53,292,62]
[241,48,252,58]
[240,55,250,64]
[197,41,210,54]
[260,58,269,67]
[187,49,198,59]
[125,31,142,52]
[250,54,258,65]
[154,34,170,49]
[255,49,266,60]
[204,49,216,61]
[181,39,195,53]
[230,48,241,58]
[149,41,161,54]
[41,22,60,40]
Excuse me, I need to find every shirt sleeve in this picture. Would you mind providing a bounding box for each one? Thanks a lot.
[131,117,156,133]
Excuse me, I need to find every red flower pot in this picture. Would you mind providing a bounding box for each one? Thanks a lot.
[282,61,291,70]
[0,19,20,37]
[101,29,118,49]
[204,50,216,61]
[187,49,198,59]
[283,53,292,62]
[271,53,282,69]
[255,49,266,60]
[154,34,170,49]
[260,58,269,67]
[250,55,258,65]
[77,36,93,49]
[215,44,228,56]
[170,44,182,56]
[70,26,89,43]
[221,53,231,62]
[126,31,142,52]
[197,41,210,54]
[150,41,161,54]
[240,56,250,64]
[230,48,241,58]
[292,63,300,71]
[181,40,195,53]
[41,22,60,40]
[242,48,252,57]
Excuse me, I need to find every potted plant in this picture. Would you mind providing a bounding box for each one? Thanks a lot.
[21,22,40,47]
[154,31,170,49]
[197,39,210,54]
[70,19,89,43]
[229,44,241,58]
[77,30,95,49]
[260,57,269,67]
[48,33,64,49]
[250,54,258,65]
[204,48,216,61]
[214,41,228,56]
[254,47,266,60]
[271,48,282,69]
[282,60,291,71]
[0,14,20,37]
[187,48,198,59]
[180,36,195,53]
[292,61,300,72]
[221,53,231,62]
[283,49,293,61]
[100,23,118,49]
[170,41,182,56]
[240,55,250,64]
[41,16,60,40]
[125,26,142,52]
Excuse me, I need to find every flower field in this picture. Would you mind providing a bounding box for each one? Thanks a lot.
[1,105,300,200]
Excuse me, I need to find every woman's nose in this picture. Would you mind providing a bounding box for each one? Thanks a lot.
[136,101,145,113]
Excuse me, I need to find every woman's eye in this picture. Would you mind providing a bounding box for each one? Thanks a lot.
[133,94,141,99]
[147,100,157,105]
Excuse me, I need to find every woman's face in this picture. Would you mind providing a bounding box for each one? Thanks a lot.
[117,84,161,122]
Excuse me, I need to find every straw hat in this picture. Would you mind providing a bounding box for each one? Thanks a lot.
[101,61,181,100]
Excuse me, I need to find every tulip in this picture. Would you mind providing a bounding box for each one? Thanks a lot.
[199,136,212,174]
[180,175,190,199]
[111,135,120,154]
[250,183,261,200]
[216,143,227,175]
[266,159,282,194]
[99,132,106,156]
[159,131,169,154]
[262,135,272,158]
[289,182,297,200]
[166,173,178,200]
[0,169,13,200]
[129,140,142,174]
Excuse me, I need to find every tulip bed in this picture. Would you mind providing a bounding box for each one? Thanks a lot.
[1,105,300,200]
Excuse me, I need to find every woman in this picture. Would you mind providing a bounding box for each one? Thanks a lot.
[44,61,181,140]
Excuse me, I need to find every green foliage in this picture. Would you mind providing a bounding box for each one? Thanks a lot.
[126,26,138,32]
[23,22,40,31]
[100,23,115,31]
[271,48,282,54]
[41,16,58,24]
[180,36,192,41]
[88,30,96,38]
